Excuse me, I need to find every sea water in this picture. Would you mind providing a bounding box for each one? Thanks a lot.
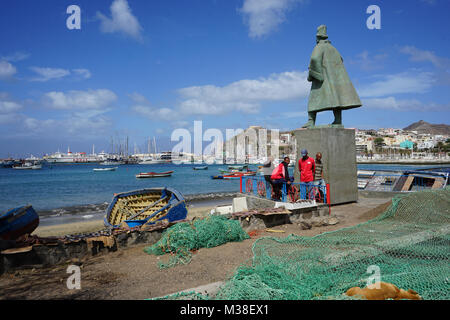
[0,163,447,220]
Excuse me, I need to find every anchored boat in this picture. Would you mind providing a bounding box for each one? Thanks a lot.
[93,167,117,172]
[0,205,39,240]
[136,171,173,178]
[223,171,257,180]
[104,187,188,228]
[193,166,208,170]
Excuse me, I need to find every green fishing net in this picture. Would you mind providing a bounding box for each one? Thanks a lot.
[149,187,449,300]
[215,187,450,300]
[144,215,250,269]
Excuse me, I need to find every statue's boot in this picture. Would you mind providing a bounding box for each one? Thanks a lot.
[331,109,342,125]
[302,112,316,128]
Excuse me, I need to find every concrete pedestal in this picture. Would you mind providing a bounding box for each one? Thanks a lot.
[293,128,358,205]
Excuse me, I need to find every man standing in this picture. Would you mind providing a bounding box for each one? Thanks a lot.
[270,157,293,200]
[298,149,315,199]
[312,152,325,200]
[313,152,325,186]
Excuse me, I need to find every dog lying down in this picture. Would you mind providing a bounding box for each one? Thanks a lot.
[346,282,422,300]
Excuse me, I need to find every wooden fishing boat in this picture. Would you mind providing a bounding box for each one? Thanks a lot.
[193,166,208,170]
[223,171,257,180]
[104,187,188,228]
[0,205,39,240]
[135,171,173,178]
[357,168,449,192]
[93,167,117,172]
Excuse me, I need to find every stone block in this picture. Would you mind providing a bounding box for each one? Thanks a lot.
[294,127,358,205]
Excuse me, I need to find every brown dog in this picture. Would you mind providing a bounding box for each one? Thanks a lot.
[346,282,422,300]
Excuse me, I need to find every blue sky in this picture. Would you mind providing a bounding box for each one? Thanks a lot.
[0,0,449,157]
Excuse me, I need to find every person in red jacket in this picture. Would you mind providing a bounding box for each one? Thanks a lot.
[270,157,293,200]
[298,149,315,199]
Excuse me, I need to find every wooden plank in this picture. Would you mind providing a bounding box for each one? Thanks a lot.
[401,175,414,191]
[432,177,445,189]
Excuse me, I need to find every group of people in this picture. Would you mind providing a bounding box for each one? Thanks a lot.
[262,149,325,200]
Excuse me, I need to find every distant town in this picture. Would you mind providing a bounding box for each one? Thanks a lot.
[1,121,449,167]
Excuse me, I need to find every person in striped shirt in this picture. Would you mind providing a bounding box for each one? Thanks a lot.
[312,152,325,200]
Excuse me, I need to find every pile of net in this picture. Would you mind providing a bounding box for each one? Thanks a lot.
[144,215,250,269]
[212,187,449,300]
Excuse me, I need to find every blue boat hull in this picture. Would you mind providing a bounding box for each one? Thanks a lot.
[0,205,39,240]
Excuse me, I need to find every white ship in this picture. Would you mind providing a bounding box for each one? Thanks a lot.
[138,156,168,164]
[44,147,99,164]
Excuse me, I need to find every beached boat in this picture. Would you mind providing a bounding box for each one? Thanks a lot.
[0,205,39,240]
[93,167,117,172]
[136,171,174,178]
[357,168,449,192]
[104,187,188,228]
[193,166,208,170]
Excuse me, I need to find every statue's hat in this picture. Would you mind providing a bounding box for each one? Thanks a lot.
[316,25,328,39]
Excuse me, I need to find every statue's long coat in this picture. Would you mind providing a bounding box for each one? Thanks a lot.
[307,39,362,112]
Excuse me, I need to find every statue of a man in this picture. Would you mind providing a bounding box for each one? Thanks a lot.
[302,25,362,128]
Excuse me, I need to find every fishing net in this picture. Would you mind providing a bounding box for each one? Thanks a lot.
[144,215,250,269]
[214,187,450,300]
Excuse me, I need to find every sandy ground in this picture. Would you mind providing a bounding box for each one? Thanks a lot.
[0,194,392,300]
[32,205,216,237]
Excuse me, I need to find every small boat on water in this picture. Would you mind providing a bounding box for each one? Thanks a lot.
[136,171,174,178]
[104,187,188,228]
[223,171,257,180]
[227,165,248,171]
[93,167,117,172]
[211,175,224,179]
[193,166,208,170]
[12,163,42,170]
[0,205,39,240]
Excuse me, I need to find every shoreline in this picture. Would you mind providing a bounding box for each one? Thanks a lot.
[33,194,237,237]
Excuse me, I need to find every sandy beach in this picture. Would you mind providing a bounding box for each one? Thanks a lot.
[32,203,219,237]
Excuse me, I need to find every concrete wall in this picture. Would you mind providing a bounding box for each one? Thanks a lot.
[294,128,358,205]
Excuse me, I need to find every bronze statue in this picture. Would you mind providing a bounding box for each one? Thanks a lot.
[303,25,362,128]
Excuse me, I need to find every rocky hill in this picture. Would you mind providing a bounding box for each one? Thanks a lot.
[403,120,450,135]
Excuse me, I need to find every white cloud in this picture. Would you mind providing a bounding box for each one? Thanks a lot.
[132,104,176,122]
[1,51,30,62]
[240,0,304,38]
[29,67,71,82]
[29,67,92,82]
[399,46,449,68]
[0,100,22,113]
[97,0,143,41]
[358,71,434,98]
[349,50,388,71]
[178,70,309,115]
[363,97,450,112]
[44,89,117,110]
[0,60,17,79]
[72,68,92,79]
